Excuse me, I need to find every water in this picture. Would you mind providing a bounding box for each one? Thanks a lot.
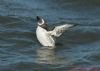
[0,0,100,71]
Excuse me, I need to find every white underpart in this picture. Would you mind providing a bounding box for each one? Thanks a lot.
[36,26,55,47]
[48,24,74,37]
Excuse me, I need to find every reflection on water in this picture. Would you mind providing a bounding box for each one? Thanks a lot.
[36,47,56,64]
[37,47,68,64]
[35,46,73,66]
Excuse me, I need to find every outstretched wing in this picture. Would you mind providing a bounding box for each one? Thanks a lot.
[48,24,76,37]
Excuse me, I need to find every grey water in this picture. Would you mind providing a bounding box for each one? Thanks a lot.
[0,0,100,71]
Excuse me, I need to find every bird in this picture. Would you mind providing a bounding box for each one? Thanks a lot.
[36,16,77,47]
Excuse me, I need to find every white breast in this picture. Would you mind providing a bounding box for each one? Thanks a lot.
[36,26,55,47]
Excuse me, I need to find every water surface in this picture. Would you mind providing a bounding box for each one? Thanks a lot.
[0,0,100,71]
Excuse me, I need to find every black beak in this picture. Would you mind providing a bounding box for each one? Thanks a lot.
[36,16,42,22]
[36,16,40,21]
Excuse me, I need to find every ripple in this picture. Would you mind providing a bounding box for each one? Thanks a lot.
[0,0,100,71]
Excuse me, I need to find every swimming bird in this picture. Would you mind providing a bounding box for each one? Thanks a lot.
[36,16,77,47]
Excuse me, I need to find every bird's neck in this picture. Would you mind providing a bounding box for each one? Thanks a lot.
[39,24,49,30]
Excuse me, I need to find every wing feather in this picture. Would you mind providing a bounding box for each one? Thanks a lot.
[48,24,75,37]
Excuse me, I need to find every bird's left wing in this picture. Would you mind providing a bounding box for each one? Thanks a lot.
[48,24,76,37]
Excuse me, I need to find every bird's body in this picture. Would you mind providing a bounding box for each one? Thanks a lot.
[36,26,55,47]
[36,16,77,47]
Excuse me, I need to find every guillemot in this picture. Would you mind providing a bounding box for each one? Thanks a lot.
[36,16,77,47]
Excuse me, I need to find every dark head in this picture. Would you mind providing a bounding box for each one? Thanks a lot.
[36,16,49,30]
[36,16,45,26]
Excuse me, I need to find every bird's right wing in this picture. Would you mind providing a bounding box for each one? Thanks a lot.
[48,24,75,37]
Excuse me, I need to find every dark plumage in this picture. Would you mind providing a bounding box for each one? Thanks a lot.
[36,16,50,31]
